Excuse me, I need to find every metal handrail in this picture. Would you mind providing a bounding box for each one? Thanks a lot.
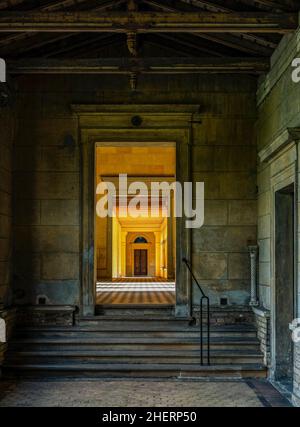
[182,258,210,365]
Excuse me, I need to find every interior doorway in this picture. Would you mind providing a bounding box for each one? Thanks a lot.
[275,183,295,385]
[134,249,148,276]
[95,144,176,306]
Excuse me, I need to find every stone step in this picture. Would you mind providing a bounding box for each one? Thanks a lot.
[9,340,261,352]
[6,349,263,365]
[13,330,257,339]
[79,315,186,323]
[16,323,257,332]
[95,305,175,317]
[3,362,267,379]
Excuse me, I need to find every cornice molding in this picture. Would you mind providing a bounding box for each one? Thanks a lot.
[258,127,300,163]
[71,104,201,116]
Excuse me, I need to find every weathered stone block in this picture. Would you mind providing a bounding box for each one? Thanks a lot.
[228,253,250,280]
[192,253,227,280]
[42,253,79,280]
[14,253,41,281]
[259,261,271,286]
[258,191,271,217]
[14,172,79,200]
[193,172,256,200]
[0,191,11,216]
[228,201,257,225]
[258,214,271,239]
[258,238,270,263]
[258,285,271,310]
[0,145,12,173]
[193,226,257,252]
[193,118,255,146]
[192,146,214,172]
[214,147,256,171]
[16,118,78,147]
[0,238,10,261]
[40,146,79,172]
[220,172,256,199]
[0,214,10,239]
[204,201,228,226]
[14,200,41,226]
[257,165,270,195]
[41,200,79,226]
[0,262,9,285]
[14,226,79,253]
[0,169,11,194]
[17,306,76,327]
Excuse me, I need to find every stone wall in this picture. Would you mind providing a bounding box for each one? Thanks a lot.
[13,73,257,308]
[0,109,15,307]
[257,28,300,309]
[257,27,300,404]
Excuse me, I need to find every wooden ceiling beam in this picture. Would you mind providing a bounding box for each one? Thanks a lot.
[8,57,270,74]
[152,33,224,57]
[144,0,275,54]
[0,0,24,10]
[0,12,297,33]
[236,0,294,12]
[0,1,125,48]
[176,0,279,49]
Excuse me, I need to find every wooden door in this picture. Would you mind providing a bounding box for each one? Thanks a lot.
[134,249,148,276]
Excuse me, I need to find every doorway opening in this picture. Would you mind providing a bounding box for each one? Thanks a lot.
[274,183,295,389]
[134,249,148,276]
[95,144,176,306]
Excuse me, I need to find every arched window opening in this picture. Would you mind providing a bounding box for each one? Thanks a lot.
[134,236,148,244]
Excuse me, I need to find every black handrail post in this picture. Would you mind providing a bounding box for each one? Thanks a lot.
[200,297,203,365]
[182,258,210,366]
[207,297,210,365]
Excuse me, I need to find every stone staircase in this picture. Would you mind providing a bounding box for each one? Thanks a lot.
[3,317,267,379]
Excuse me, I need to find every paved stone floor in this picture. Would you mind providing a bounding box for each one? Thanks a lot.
[0,379,291,407]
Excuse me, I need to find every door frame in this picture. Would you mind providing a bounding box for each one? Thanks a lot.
[73,104,200,317]
[268,138,298,380]
[274,184,295,380]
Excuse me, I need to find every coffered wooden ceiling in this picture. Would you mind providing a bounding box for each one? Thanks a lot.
[0,0,299,76]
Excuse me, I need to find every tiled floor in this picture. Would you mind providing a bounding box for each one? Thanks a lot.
[96,278,175,305]
[0,379,292,407]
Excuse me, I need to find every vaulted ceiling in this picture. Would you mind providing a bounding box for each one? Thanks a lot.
[0,0,299,78]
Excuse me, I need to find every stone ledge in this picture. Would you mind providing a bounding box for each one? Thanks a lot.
[252,306,270,318]
[17,305,77,327]
[252,306,270,367]
[193,305,255,325]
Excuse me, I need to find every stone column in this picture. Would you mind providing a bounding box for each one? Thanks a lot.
[248,245,259,307]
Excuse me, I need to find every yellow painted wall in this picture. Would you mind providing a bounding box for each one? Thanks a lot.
[97,146,175,177]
